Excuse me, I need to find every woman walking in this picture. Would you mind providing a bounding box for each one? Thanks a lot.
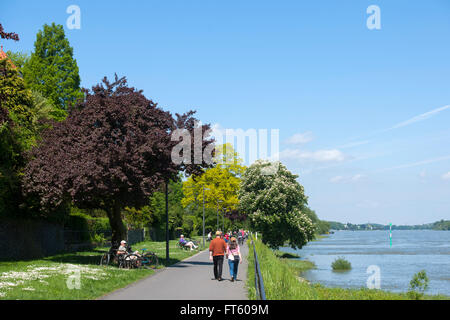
[226,237,242,282]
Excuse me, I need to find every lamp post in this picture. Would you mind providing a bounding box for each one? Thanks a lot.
[186,184,209,249]
[216,200,223,231]
[165,180,169,264]
[202,186,210,248]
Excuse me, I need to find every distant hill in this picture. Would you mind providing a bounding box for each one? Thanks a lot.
[327,219,450,231]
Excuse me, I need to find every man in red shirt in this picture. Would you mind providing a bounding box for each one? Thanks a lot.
[209,231,227,281]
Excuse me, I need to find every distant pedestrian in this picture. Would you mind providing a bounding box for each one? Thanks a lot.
[226,237,242,282]
[238,230,244,245]
[209,231,227,281]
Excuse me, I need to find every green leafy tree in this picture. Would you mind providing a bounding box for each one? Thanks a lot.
[5,50,29,69]
[124,178,185,233]
[0,24,59,217]
[0,58,35,150]
[432,219,450,230]
[182,143,246,217]
[30,90,67,124]
[302,206,330,235]
[238,160,315,249]
[181,206,219,237]
[0,57,34,217]
[0,24,31,216]
[0,55,63,218]
[23,23,83,111]
[0,104,23,217]
[123,177,219,239]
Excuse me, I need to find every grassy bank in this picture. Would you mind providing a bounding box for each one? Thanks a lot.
[0,237,203,300]
[247,239,449,300]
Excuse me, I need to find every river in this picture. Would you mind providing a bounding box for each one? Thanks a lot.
[280,230,450,296]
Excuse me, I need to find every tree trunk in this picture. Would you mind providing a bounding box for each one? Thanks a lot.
[106,202,127,246]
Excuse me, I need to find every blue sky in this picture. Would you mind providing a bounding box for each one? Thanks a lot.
[2,0,450,224]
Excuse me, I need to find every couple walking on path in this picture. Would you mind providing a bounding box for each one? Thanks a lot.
[102,233,248,299]
[209,231,242,282]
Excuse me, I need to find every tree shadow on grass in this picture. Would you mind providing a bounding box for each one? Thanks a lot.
[0,248,109,264]
[44,253,189,268]
[3,246,195,270]
[41,247,114,265]
[44,253,104,265]
[274,251,300,259]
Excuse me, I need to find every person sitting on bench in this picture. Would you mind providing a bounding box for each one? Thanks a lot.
[179,235,198,251]
[117,240,141,258]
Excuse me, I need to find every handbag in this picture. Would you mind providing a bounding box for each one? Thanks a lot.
[228,253,234,261]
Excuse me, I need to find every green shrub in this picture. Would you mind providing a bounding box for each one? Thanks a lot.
[64,209,111,243]
[407,270,429,300]
[87,217,110,234]
[331,257,352,271]
[64,211,91,241]
[91,233,107,246]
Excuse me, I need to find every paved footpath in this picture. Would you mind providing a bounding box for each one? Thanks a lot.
[101,243,249,300]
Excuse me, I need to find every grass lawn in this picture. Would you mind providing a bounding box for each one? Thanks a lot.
[0,237,204,300]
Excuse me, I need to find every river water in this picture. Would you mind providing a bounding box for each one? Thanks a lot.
[280,230,450,296]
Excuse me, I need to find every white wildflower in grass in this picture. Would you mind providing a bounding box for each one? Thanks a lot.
[22,287,36,291]
[0,282,18,289]
[0,262,109,296]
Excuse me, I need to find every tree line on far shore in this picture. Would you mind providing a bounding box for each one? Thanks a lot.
[328,220,450,231]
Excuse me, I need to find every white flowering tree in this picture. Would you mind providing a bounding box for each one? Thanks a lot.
[238,160,315,249]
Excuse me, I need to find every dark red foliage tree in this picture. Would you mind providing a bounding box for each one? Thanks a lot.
[226,209,247,223]
[0,23,19,41]
[23,75,214,242]
[0,106,8,124]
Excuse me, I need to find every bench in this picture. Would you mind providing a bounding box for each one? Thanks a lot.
[177,241,190,250]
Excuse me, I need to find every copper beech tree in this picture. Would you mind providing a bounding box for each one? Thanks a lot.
[0,23,20,41]
[23,75,214,242]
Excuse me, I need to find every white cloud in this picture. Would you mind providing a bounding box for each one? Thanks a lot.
[339,104,450,144]
[280,148,346,163]
[442,172,450,180]
[285,132,313,145]
[329,174,365,183]
[330,176,344,183]
[376,154,450,173]
[419,171,426,178]
[351,174,365,181]
[389,105,450,130]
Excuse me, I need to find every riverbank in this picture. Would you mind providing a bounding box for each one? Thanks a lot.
[247,239,449,300]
